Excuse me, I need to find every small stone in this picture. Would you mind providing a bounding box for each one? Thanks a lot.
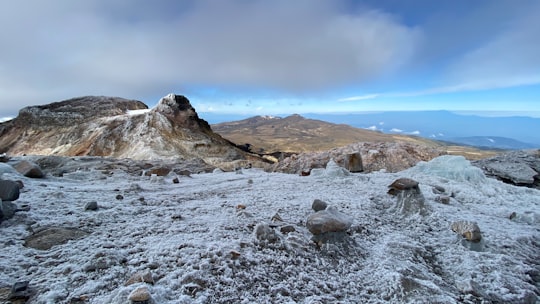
[116,194,124,200]
[345,152,363,173]
[125,270,154,286]
[509,212,517,220]
[280,225,296,234]
[271,212,283,222]
[84,201,98,211]
[13,160,44,178]
[432,185,446,194]
[128,286,151,303]
[230,250,241,259]
[451,221,482,242]
[172,177,180,184]
[254,223,278,243]
[236,204,246,210]
[306,206,352,235]
[1,199,18,222]
[0,180,20,201]
[435,196,450,204]
[9,281,30,300]
[312,199,328,212]
[145,167,171,176]
[300,170,311,176]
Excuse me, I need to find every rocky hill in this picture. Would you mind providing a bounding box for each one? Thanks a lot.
[0,94,255,167]
[212,114,497,159]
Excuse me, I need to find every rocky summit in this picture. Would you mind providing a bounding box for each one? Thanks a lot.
[0,94,256,167]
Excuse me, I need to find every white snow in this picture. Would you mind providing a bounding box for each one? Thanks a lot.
[0,156,539,303]
[126,109,151,116]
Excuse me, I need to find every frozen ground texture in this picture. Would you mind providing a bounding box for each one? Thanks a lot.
[0,156,539,303]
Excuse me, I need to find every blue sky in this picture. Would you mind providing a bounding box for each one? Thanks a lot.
[1,0,539,121]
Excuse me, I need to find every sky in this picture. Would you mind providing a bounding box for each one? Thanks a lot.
[1,0,539,122]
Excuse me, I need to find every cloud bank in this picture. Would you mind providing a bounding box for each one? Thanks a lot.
[0,0,419,114]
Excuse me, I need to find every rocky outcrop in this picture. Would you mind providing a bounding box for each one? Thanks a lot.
[273,142,446,174]
[0,94,258,166]
[473,150,540,188]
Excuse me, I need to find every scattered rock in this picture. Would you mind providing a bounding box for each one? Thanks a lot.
[84,201,98,211]
[145,167,171,177]
[432,185,446,194]
[125,270,154,286]
[128,286,152,304]
[435,196,450,204]
[9,281,30,301]
[236,204,246,210]
[254,223,279,243]
[451,221,482,242]
[0,180,20,201]
[0,199,17,222]
[116,194,124,200]
[280,225,296,234]
[312,199,328,212]
[230,250,241,259]
[13,160,45,178]
[306,206,352,235]
[24,227,90,250]
[0,153,10,162]
[509,212,517,220]
[172,177,179,184]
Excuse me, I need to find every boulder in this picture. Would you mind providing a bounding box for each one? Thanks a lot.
[13,160,45,178]
[451,221,482,242]
[387,178,419,195]
[306,206,352,235]
[0,180,20,201]
[473,150,540,188]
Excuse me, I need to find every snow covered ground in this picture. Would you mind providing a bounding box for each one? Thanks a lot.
[0,156,539,303]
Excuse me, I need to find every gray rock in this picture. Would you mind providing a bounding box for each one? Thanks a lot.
[435,196,450,204]
[253,223,279,243]
[306,206,352,235]
[9,281,30,301]
[24,227,90,250]
[0,180,20,201]
[473,150,540,188]
[312,199,328,212]
[0,199,17,222]
[128,286,152,303]
[13,160,44,178]
[84,201,98,211]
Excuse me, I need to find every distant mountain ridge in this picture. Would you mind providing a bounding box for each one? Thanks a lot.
[212,114,497,159]
[304,111,540,149]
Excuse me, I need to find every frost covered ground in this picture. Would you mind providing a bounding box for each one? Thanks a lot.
[1,156,539,303]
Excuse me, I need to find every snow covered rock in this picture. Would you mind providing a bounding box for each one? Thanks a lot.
[0,180,20,201]
[450,221,482,242]
[13,160,44,178]
[254,223,279,243]
[306,206,352,235]
[387,178,426,214]
[125,271,155,286]
[311,159,350,177]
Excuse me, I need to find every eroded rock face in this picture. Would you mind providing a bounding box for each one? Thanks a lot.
[0,94,254,166]
[273,142,445,174]
[473,150,540,188]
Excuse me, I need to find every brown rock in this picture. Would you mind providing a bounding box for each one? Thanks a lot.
[344,152,363,173]
[13,160,44,178]
[24,227,89,250]
[388,178,419,195]
[306,206,352,235]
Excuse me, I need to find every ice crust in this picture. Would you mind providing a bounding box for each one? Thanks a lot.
[0,156,538,303]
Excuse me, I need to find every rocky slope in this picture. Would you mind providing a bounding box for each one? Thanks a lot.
[212,114,498,159]
[0,94,256,167]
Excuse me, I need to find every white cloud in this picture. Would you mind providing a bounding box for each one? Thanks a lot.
[0,0,420,116]
[337,94,379,102]
[390,128,403,133]
[366,126,378,131]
